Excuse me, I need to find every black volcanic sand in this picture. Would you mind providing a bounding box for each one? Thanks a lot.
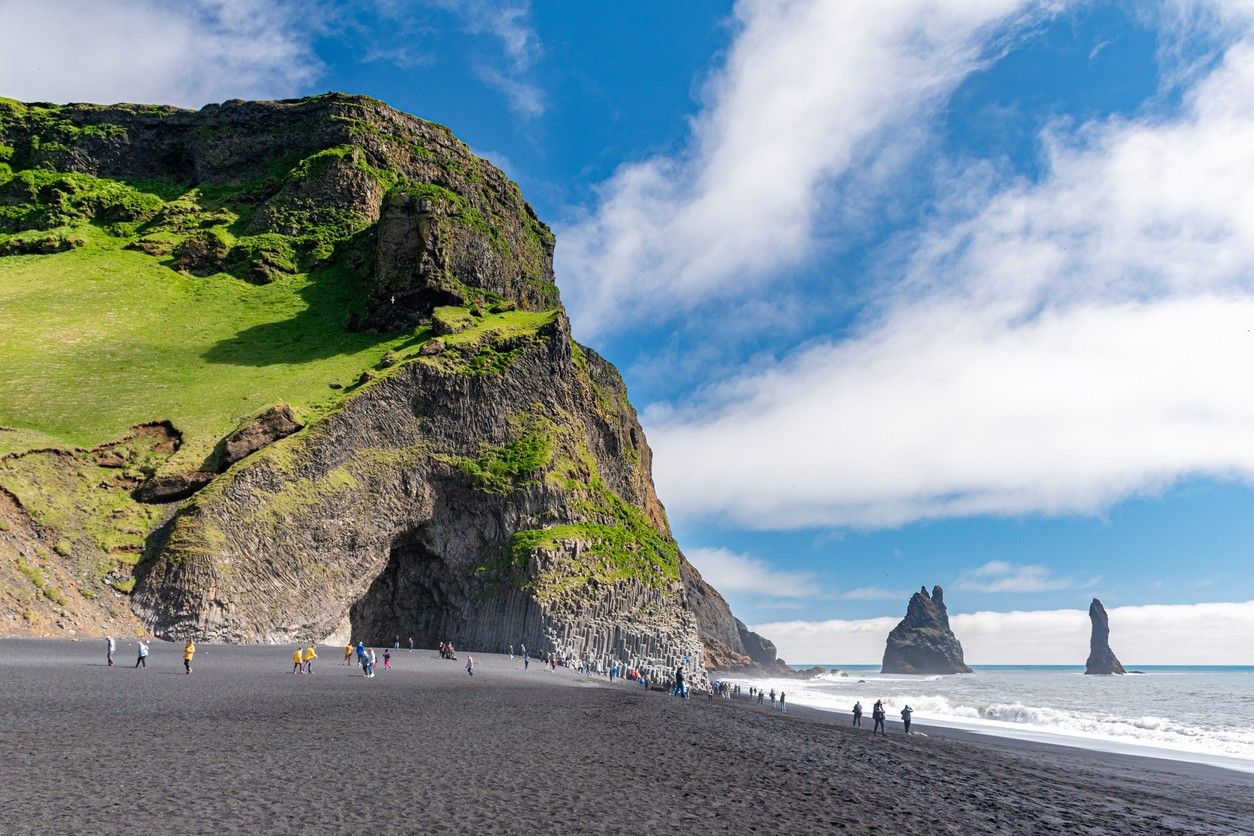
[0,640,1250,834]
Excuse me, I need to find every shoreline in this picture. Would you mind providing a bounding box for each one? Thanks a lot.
[3,639,1252,833]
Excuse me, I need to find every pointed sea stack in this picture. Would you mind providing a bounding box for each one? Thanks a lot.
[1084,598,1125,675]
[881,585,972,674]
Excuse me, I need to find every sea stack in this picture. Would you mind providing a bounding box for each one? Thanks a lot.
[881,585,973,674]
[1084,598,1126,675]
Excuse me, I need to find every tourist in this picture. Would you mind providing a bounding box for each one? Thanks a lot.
[901,705,912,734]
[852,701,863,727]
[183,639,195,675]
[381,648,390,670]
[292,647,303,674]
[674,665,685,697]
[106,635,115,667]
[355,641,366,667]
[304,644,318,674]
[872,700,886,735]
[408,636,414,651]
[361,647,371,677]
[757,690,764,705]
[466,655,474,677]
[508,644,513,659]
[368,648,378,676]
[780,691,787,713]
[343,643,353,665]
[394,636,400,650]
[769,689,776,707]
[134,640,149,669]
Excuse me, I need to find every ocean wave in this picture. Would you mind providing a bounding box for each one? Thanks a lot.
[732,677,1254,763]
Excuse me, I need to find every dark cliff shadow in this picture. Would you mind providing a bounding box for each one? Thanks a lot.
[201,262,399,367]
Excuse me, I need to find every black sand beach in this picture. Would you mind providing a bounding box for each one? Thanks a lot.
[0,639,1250,835]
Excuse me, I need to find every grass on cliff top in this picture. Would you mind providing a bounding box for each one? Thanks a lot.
[0,239,420,467]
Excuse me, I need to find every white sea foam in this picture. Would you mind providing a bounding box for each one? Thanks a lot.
[725,667,1254,772]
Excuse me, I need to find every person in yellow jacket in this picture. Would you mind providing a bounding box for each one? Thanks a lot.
[302,644,318,674]
[183,640,195,675]
[343,643,354,666]
[292,647,303,674]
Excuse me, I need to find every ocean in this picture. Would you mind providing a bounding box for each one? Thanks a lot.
[727,665,1254,774]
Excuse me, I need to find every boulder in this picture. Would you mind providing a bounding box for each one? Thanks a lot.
[133,471,216,504]
[881,585,972,674]
[218,404,302,470]
[1084,598,1126,675]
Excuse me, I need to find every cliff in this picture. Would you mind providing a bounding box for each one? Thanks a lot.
[0,93,782,680]
[1084,598,1125,675]
[881,585,972,675]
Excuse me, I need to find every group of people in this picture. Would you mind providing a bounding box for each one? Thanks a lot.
[107,636,195,674]
[291,644,317,674]
[852,699,912,734]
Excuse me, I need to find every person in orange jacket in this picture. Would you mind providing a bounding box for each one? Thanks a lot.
[183,640,196,675]
[343,643,354,665]
[292,647,303,674]
[302,644,318,674]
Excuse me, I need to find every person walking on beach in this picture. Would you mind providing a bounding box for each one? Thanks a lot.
[853,701,863,726]
[106,636,116,667]
[394,636,400,650]
[872,700,886,735]
[466,655,474,677]
[183,639,195,674]
[674,665,685,697]
[383,648,391,670]
[900,705,912,735]
[757,689,764,705]
[769,688,776,707]
[779,691,787,713]
[303,644,317,674]
[508,644,513,659]
[292,647,303,674]
[343,643,354,665]
[134,640,149,669]
[368,648,378,676]
[408,636,414,651]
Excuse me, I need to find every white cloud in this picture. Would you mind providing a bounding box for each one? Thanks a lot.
[558,0,1061,334]
[954,560,1095,593]
[838,587,902,601]
[423,0,544,116]
[646,5,1254,529]
[755,600,1254,665]
[685,546,818,598]
[0,0,320,107]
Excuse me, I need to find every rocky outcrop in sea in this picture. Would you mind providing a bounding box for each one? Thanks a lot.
[1084,598,1125,675]
[881,585,972,674]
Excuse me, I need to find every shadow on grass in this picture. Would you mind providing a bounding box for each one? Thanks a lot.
[201,263,399,367]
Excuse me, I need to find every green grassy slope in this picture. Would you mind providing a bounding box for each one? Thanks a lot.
[0,239,416,468]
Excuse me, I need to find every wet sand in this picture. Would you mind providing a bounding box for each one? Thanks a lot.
[0,638,1250,834]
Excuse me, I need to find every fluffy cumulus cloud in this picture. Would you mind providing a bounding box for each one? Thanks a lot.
[756,600,1254,664]
[644,2,1254,529]
[686,546,817,598]
[558,0,1058,334]
[0,0,320,107]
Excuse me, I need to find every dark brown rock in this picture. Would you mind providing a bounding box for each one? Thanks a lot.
[882,585,972,674]
[133,471,215,503]
[218,404,302,470]
[1084,598,1126,675]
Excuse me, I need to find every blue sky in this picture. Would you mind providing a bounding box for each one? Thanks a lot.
[5,0,1254,661]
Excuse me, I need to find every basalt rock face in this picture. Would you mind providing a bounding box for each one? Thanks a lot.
[1084,598,1125,675]
[64,94,787,682]
[0,93,558,322]
[881,585,972,675]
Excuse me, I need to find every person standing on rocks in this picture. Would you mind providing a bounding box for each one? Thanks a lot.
[134,640,149,669]
[183,639,195,675]
[900,705,913,734]
[872,700,887,735]
[106,636,115,667]
[853,701,863,727]
[303,644,318,674]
